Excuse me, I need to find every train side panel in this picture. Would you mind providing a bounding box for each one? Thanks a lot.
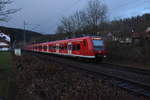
[23,36,107,60]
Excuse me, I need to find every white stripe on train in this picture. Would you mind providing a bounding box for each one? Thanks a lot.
[33,50,96,58]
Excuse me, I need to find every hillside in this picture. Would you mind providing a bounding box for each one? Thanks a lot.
[0,26,43,43]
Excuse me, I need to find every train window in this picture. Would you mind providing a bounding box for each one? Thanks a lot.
[49,46,54,50]
[51,46,53,50]
[72,45,76,51]
[56,46,59,49]
[38,46,42,49]
[64,45,67,49]
[62,46,65,50]
[60,45,64,50]
[83,40,86,46]
[60,46,62,50]
[49,46,51,50]
[43,46,47,50]
[76,44,80,51]
[68,45,72,50]
[53,46,56,50]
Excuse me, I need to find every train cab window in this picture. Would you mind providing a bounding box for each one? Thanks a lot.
[93,39,104,50]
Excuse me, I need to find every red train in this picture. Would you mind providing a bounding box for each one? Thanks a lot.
[24,36,107,61]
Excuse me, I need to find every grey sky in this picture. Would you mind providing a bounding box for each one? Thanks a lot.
[0,0,150,34]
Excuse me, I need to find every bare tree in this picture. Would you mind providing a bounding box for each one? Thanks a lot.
[60,17,74,33]
[56,11,87,37]
[55,25,65,34]
[86,0,107,33]
[56,0,107,36]
[0,0,20,21]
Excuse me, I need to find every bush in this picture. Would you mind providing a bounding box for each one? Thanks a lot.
[106,41,150,64]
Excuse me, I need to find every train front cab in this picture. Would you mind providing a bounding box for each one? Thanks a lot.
[91,37,107,61]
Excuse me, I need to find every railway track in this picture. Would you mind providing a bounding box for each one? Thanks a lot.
[100,62,150,76]
[23,51,150,97]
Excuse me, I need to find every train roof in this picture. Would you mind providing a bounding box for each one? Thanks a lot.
[28,36,101,46]
[47,36,91,43]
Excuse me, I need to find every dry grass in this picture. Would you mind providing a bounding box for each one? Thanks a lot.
[13,55,150,100]
[0,52,12,99]
[106,42,150,68]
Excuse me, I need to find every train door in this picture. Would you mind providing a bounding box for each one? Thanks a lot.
[67,42,72,55]
[82,39,88,55]
[56,43,60,53]
[47,45,49,52]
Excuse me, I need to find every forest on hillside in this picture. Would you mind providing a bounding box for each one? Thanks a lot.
[54,0,150,40]
[56,13,150,40]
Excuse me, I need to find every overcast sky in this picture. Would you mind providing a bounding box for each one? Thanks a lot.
[0,0,150,34]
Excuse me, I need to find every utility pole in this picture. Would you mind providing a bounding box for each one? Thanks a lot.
[23,21,26,46]
[23,21,40,46]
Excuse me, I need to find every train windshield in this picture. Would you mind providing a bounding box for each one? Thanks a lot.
[92,40,104,50]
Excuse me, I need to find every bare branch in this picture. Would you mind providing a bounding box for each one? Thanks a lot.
[0,0,20,21]
[56,0,108,35]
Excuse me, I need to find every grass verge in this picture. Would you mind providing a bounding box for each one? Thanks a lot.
[0,51,12,99]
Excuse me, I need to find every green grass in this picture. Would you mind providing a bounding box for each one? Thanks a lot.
[0,52,12,99]
[0,80,9,98]
[0,52,12,71]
